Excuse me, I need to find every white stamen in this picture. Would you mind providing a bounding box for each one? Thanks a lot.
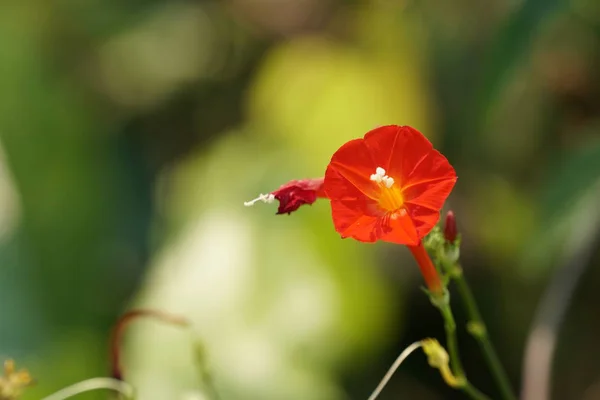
[370,167,395,188]
[244,193,275,207]
[370,173,382,183]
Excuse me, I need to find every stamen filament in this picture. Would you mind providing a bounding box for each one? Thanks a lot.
[243,193,275,207]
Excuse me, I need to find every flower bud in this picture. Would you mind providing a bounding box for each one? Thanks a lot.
[444,210,457,243]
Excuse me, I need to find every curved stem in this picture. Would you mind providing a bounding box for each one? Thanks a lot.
[453,272,516,400]
[110,309,221,400]
[41,377,134,400]
[110,309,189,380]
[367,341,424,400]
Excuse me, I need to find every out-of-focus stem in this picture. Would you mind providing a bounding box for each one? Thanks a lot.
[41,377,134,400]
[435,300,491,400]
[110,309,222,400]
[437,301,464,378]
[451,267,516,400]
[110,309,189,380]
[521,219,600,400]
[418,235,490,400]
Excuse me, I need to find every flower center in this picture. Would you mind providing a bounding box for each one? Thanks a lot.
[370,167,404,212]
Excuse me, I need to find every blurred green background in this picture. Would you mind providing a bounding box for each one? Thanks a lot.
[1,0,600,399]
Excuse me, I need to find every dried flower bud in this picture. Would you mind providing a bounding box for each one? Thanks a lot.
[421,339,464,388]
[244,178,327,215]
[444,210,457,243]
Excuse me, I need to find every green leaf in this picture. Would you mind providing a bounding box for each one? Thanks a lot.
[476,0,567,124]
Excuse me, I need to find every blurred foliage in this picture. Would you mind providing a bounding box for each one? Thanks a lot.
[0,0,599,399]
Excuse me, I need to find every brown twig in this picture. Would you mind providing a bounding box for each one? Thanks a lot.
[109,309,189,380]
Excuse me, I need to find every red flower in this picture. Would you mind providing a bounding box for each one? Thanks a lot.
[244,178,327,215]
[245,125,456,295]
[324,125,456,294]
[324,125,457,246]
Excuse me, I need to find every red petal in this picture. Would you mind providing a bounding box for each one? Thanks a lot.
[401,149,456,211]
[404,204,441,239]
[364,126,435,185]
[362,125,402,171]
[325,167,383,242]
[326,138,380,201]
[380,210,420,245]
[331,202,381,242]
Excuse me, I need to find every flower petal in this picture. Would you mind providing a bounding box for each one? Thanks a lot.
[331,202,381,242]
[404,204,441,239]
[325,166,384,241]
[380,210,420,245]
[362,125,402,171]
[327,138,380,201]
[365,126,435,186]
[401,150,457,211]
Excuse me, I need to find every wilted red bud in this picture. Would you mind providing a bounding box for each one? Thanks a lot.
[244,178,327,215]
[444,210,457,243]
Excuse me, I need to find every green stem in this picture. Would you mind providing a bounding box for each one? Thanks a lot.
[434,298,491,400]
[463,383,492,400]
[438,302,464,378]
[41,378,134,400]
[452,269,516,400]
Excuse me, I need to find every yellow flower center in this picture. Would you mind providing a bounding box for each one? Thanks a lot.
[378,185,404,212]
[370,167,404,213]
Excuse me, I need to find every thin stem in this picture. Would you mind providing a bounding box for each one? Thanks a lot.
[415,241,490,400]
[453,269,516,400]
[41,377,134,400]
[438,302,464,378]
[194,342,223,400]
[436,302,491,400]
[462,382,493,400]
[367,341,424,400]
[110,309,222,400]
